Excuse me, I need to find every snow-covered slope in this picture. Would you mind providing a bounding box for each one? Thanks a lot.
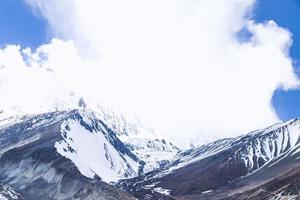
[55,109,140,183]
[124,138,179,173]
[67,97,181,173]
[0,185,23,200]
[154,138,234,177]
[92,105,180,173]
[230,118,300,172]
[0,108,142,183]
[154,118,300,177]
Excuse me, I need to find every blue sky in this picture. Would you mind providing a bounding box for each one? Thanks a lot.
[0,0,47,48]
[253,0,300,120]
[0,0,300,121]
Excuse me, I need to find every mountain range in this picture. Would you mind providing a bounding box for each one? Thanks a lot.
[0,100,299,200]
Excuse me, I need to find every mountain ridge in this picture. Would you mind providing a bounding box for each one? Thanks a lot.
[0,105,300,199]
[119,117,300,199]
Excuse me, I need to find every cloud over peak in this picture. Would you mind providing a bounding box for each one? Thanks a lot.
[0,0,299,146]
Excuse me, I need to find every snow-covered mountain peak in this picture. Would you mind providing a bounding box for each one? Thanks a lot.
[61,99,181,173]
[245,118,300,138]
[55,109,141,183]
[52,95,158,140]
[139,118,300,182]
[235,118,300,155]
[53,108,180,182]
[0,95,180,182]
[1,92,158,140]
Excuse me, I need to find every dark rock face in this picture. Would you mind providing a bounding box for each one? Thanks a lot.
[0,110,136,200]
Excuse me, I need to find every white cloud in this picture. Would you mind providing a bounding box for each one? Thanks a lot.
[0,0,299,147]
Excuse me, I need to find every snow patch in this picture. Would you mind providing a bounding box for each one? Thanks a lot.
[0,185,21,200]
[153,187,171,196]
[202,190,213,194]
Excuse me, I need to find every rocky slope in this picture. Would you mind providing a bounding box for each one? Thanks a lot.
[120,119,300,199]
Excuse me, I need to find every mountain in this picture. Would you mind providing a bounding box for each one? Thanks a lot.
[1,98,300,200]
[1,95,180,175]
[119,118,300,199]
[85,100,180,173]
[0,105,179,199]
[0,109,138,199]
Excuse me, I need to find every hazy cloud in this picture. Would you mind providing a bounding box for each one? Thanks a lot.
[0,0,299,146]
